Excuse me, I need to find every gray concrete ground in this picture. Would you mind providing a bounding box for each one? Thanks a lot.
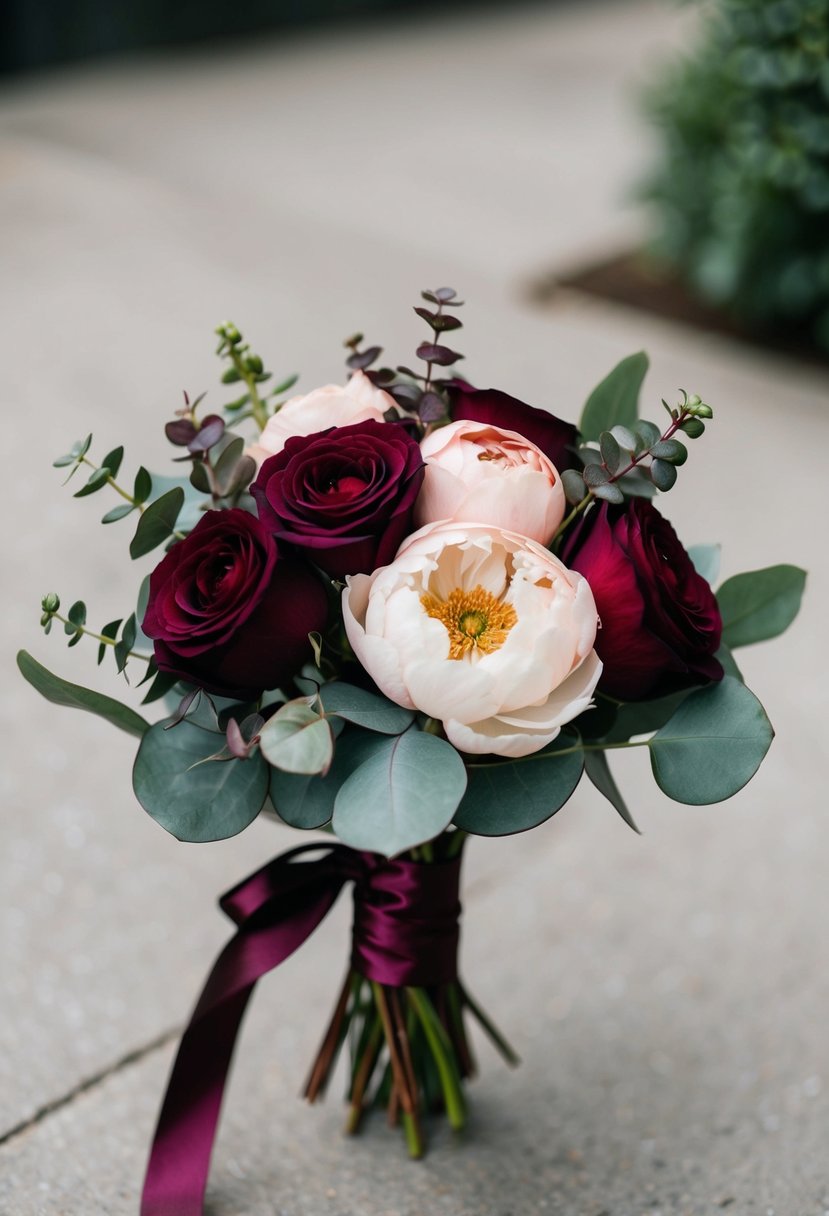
[1,2,826,1213]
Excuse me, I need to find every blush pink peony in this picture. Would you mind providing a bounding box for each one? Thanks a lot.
[342,522,601,758]
[414,419,566,544]
[248,371,396,464]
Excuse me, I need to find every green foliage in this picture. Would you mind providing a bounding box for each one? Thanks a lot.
[319,682,415,735]
[717,564,806,647]
[583,749,640,834]
[332,729,467,857]
[642,0,829,350]
[16,650,149,738]
[133,719,269,841]
[129,487,184,558]
[269,728,383,830]
[258,700,334,775]
[453,733,583,836]
[648,677,774,804]
[579,352,647,441]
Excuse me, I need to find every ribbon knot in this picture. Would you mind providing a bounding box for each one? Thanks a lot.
[140,842,462,1216]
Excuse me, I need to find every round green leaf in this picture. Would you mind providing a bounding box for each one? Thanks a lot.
[133,719,268,841]
[270,729,384,829]
[648,677,774,805]
[717,565,806,649]
[259,701,333,774]
[454,733,584,836]
[332,729,467,857]
[319,681,415,735]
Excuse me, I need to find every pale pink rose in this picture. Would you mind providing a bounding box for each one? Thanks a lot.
[414,419,566,545]
[247,371,395,465]
[343,521,601,758]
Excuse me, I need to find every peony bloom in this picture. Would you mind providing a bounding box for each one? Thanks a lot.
[142,509,328,698]
[251,419,425,577]
[414,419,566,544]
[343,522,601,757]
[247,371,395,464]
[566,500,723,700]
[447,382,579,473]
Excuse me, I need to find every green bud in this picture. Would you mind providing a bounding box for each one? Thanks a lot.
[694,403,713,419]
[245,354,263,375]
[41,592,60,613]
[685,394,702,410]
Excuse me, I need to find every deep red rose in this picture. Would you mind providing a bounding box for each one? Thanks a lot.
[567,499,723,700]
[142,508,328,698]
[251,419,425,577]
[447,382,578,472]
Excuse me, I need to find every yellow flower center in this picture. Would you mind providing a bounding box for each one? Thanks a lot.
[420,584,518,660]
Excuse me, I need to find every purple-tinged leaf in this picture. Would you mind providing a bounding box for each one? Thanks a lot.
[346,345,383,371]
[419,392,447,423]
[188,415,225,454]
[165,419,198,447]
[416,343,464,367]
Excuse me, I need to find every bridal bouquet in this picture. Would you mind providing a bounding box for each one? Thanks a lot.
[19,288,804,1215]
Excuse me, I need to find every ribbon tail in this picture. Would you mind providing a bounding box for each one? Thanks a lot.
[140,861,351,1216]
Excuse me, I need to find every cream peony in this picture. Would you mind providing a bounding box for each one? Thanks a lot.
[414,419,566,545]
[343,522,601,758]
[247,371,396,464]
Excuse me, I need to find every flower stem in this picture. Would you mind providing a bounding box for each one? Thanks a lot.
[51,613,151,661]
[227,349,269,432]
[405,986,466,1131]
[81,456,144,511]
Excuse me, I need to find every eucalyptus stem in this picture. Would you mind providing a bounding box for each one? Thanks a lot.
[50,613,151,661]
[227,349,269,432]
[464,738,649,770]
[80,456,144,511]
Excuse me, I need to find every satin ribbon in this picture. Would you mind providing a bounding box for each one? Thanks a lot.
[140,842,462,1216]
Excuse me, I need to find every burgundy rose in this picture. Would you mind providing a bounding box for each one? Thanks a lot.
[566,499,723,700]
[251,419,425,578]
[448,382,578,472]
[142,508,327,698]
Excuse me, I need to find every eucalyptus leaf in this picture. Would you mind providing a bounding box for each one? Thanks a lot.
[270,728,385,830]
[101,503,135,524]
[133,466,152,504]
[73,467,110,498]
[584,749,640,833]
[320,682,415,735]
[579,352,648,442]
[133,719,268,841]
[561,468,586,504]
[634,419,661,449]
[592,482,624,504]
[129,487,184,559]
[454,732,583,836]
[259,701,334,775]
[717,565,806,649]
[649,458,678,491]
[601,688,691,743]
[648,677,773,805]
[687,543,721,587]
[332,729,467,856]
[599,430,622,473]
[101,446,125,478]
[610,424,638,452]
[16,650,149,738]
[716,644,743,681]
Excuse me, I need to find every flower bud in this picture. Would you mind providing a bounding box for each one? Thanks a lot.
[41,592,60,613]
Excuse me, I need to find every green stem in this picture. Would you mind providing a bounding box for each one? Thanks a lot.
[81,456,144,511]
[550,408,694,547]
[406,987,466,1131]
[228,351,269,432]
[464,738,649,770]
[459,982,520,1067]
[51,613,151,661]
[444,829,467,859]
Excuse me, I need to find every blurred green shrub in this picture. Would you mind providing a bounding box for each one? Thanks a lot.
[641,0,829,352]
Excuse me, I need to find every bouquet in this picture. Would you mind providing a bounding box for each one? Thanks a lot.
[18,288,804,1215]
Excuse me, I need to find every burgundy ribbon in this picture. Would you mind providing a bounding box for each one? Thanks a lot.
[140,842,462,1216]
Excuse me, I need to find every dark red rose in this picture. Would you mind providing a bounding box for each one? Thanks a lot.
[447,382,578,472]
[567,499,723,700]
[251,419,425,577]
[142,508,327,698]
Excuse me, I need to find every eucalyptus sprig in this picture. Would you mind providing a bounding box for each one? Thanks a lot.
[39,593,148,674]
[215,321,298,431]
[552,390,714,546]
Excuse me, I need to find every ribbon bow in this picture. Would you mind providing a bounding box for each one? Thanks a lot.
[140,842,462,1216]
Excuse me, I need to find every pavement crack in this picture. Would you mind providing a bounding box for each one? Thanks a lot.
[0,1025,180,1149]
